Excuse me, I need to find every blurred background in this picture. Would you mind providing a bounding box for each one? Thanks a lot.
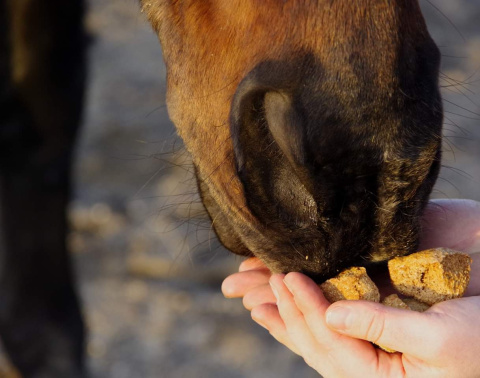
[1,0,480,377]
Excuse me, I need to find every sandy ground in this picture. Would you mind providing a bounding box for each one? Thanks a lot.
[1,1,480,377]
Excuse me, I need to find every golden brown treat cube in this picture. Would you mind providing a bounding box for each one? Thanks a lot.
[388,248,472,305]
[382,294,430,312]
[402,298,430,312]
[320,267,380,303]
[382,294,410,310]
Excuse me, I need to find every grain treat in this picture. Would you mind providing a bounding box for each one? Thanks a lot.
[382,294,430,312]
[388,248,472,305]
[402,298,430,312]
[382,294,410,310]
[320,267,380,303]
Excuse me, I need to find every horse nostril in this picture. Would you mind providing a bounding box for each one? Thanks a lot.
[229,68,318,228]
[263,91,305,169]
[230,57,312,177]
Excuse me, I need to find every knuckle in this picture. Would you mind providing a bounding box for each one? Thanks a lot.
[363,309,386,344]
[242,292,254,310]
[290,310,307,324]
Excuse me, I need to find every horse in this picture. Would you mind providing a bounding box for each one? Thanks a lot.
[0,0,443,376]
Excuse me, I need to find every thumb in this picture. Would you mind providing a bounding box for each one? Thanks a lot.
[325,301,439,358]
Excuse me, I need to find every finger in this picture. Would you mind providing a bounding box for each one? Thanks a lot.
[251,303,301,355]
[282,273,336,341]
[243,284,276,310]
[283,273,384,369]
[325,300,442,359]
[239,257,269,272]
[222,269,271,298]
[270,274,322,358]
[272,274,386,376]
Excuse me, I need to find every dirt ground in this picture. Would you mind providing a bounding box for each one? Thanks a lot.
[1,1,480,377]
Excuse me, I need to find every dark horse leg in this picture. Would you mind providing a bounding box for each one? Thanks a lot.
[0,0,86,376]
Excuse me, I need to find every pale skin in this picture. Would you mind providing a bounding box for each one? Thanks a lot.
[222,199,480,377]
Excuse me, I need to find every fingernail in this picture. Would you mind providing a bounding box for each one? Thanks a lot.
[326,306,351,331]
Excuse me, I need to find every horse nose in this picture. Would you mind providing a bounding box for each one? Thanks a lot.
[228,53,441,278]
[228,63,381,279]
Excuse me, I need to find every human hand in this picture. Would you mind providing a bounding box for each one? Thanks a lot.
[221,199,480,377]
[262,273,480,377]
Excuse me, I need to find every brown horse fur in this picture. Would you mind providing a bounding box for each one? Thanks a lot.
[143,0,443,279]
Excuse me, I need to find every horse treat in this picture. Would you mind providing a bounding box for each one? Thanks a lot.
[388,248,472,305]
[319,248,472,353]
[382,295,430,313]
[320,267,380,303]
